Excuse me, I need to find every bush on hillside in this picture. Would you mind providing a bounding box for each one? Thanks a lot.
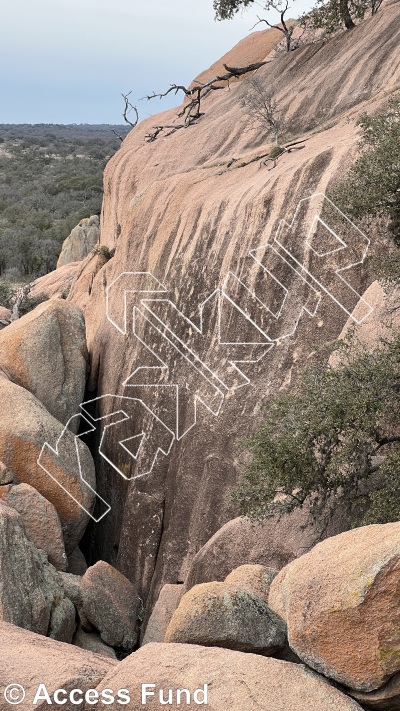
[330,95,400,245]
[235,335,400,528]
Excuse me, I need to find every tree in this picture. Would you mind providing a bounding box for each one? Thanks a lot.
[235,335,400,529]
[214,0,296,52]
[240,76,283,144]
[300,0,381,34]
[330,95,400,245]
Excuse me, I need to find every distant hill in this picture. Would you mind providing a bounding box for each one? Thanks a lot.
[0,124,130,279]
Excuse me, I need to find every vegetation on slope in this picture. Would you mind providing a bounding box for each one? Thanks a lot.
[237,95,400,527]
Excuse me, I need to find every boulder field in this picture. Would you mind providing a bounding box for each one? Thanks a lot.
[1,522,400,708]
[67,0,400,621]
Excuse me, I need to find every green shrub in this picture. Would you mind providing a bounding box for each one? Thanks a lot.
[330,95,400,244]
[92,245,112,260]
[0,281,14,308]
[235,335,400,528]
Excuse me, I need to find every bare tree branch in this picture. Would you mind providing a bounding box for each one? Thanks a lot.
[111,129,124,143]
[143,61,269,143]
[122,91,139,128]
[250,2,295,52]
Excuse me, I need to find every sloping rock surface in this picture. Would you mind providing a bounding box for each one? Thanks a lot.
[94,643,364,710]
[30,262,81,300]
[0,621,116,709]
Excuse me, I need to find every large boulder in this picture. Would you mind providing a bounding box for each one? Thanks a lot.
[0,299,88,429]
[0,483,67,570]
[268,522,400,692]
[0,376,96,553]
[351,672,400,710]
[73,625,117,660]
[165,581,286,655]
[224,564,277,603]
[0,621,116,708]
[0,503,67,635]
[184,510,347,592]
[95,643,364,710]
[142,584,184,645]
[81,561,141,651]
[57,215,100,268]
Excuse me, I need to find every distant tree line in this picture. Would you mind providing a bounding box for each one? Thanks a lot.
[0,124,129,280]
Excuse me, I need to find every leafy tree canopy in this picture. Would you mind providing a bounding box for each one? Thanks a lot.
[235,335,400,529]
[213,0,255,20]
[330,95,400,244]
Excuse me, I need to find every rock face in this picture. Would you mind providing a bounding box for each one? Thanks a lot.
[0,299,88,428]
[95,643,364,711]
[351,672,400,710]
[329,280,400,368]
[48,597,77,644]
[30,261,81,300]
[165,581,286,655]
[67,547,88,575]
[142,583,183,645]
[0,375,96,553]
[0,483,67,570]
[268,522,400,692]
[57,215,100,268]
[0,503,66,635]
[0,621,116,708]
[73,625,117,660]
[184,511,347,592]
[67,2,400,617]
[81,561,141,650]
[0,460,15,484]
[60,572,84,611]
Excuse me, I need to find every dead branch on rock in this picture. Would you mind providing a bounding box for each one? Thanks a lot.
[216,138,310,175]
[259,140,306,169]
[122,92,139,128]
[143,61,268,143]
[111,129,124,143]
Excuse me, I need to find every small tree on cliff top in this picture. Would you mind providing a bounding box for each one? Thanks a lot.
[214,0,296,52]
[235,335,400,529]
[300,0,382,33]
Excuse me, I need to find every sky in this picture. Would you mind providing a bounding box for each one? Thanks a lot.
[0,0,314,125]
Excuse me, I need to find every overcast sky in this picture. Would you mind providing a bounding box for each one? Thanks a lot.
[0,0,314,125]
